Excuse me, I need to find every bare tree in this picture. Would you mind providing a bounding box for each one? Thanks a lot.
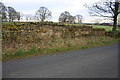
[19,12,24,21]
[34,15,39,22]
[59,11,70,23]
[16,12,20,21]
[59,11,76,24]
[36,7,52,22]
[0,2,7,21]
[75,15,83,23]
[85,0,120,31]
[67,15,76,24]
[7,6,18,22]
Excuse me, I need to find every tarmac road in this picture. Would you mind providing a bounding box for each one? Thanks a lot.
[2,44,119,78]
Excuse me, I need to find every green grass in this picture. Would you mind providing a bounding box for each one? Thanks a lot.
[90,25,113,31]
[89,25,120,32]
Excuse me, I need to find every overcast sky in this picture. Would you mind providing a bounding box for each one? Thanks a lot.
[1,0,105,23]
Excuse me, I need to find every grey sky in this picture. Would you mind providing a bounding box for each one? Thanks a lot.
[1,0,105,22]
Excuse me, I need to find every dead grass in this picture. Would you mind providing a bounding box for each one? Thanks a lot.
[2,36,119,61]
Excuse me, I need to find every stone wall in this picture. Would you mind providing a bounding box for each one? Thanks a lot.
[2,23,106,43]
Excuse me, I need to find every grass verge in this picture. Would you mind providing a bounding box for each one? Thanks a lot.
[2,36,119,61]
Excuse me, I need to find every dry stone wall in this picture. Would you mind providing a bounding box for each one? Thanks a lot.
[2,23,106,43]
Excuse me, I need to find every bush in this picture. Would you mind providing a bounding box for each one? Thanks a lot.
[106,30,120,38]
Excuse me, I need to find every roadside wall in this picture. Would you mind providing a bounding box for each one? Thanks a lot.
[2,23,106,43]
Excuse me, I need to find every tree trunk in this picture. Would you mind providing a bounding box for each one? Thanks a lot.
[112,1,119,32]
[112,15,117,31]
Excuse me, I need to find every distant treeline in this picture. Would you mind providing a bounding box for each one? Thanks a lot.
[0,2,83,24]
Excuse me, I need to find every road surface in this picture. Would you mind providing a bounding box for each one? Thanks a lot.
[2,44,119,78]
